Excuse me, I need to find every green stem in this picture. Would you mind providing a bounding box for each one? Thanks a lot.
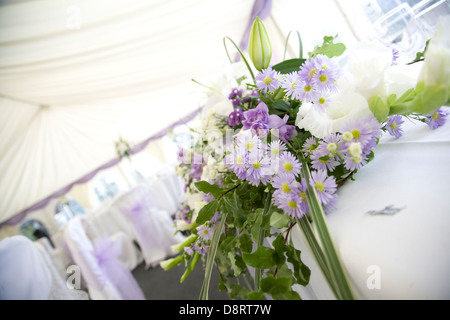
[254,190,272,291]
[296,216,341,299]
[286,141,355,300]
[300,157,355,300]
[199,210,228,300]
[223,36,256,84]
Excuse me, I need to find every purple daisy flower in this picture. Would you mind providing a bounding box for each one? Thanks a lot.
[385,115,404,138]
[197,225,213,241]
[302,137,318,157]
[245,152,272,187]
[280,72,301,98]
[268,140,287,157]
[226,146,248,180]
[425,108,448,130]
[273,191,306,219]
[340,115,382,149]
[255,67,281,93]
[309,169,337,206]
[278,151,301,178]
[272,172,295,192]
[298,59,318,85]
[292,81,320,103]
[311,147,340,172]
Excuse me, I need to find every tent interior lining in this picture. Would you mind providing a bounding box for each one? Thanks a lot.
[0,0,446,235]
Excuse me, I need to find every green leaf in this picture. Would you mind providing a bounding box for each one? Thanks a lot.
[285,244,311,286]
[368,95,390,123]
[270,211,291,229]
[194,181,223,198]
[260,275,292,296]
[308,35,346,58]
[272,58,306,74]
[242,246,275,269]
[238,233,253,253]
[195,199,219,225]
[247,290,266,300]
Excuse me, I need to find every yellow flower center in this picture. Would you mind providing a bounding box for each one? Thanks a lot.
[272,147,280,155]
[282,183,291,193]
[319,74,327,83]
[299,191,307,202]
[304,85,312,92]
[246,142,254,150]
[284,162,293,172]
[288,200,297,209]
[252,161,261,169]
[315,181,325,193]
[263,76,272,85]
[308,69,317,78]
[236,155,243,164]
[318,97,326,104]
[432,112,440,121]
[351,129,361,140]
[390,122,398,130]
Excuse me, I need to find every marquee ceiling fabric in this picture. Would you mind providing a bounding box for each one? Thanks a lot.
[0,0,273,226]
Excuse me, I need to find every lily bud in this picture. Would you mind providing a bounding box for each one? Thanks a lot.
[248,16,272,71]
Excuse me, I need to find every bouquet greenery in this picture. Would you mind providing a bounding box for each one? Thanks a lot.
[161,16,449,300]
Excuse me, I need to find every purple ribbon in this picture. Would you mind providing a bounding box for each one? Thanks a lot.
[93,237,145,300]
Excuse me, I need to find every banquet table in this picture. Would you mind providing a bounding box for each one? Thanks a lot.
[291,109,450,300]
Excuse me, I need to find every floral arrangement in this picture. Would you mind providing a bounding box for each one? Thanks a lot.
[115,137,131,161]
[161,16,449,300]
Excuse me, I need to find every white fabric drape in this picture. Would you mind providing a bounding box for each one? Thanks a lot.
[0,0,255,225]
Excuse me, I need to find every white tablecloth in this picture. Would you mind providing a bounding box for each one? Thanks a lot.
[292,111,450,299]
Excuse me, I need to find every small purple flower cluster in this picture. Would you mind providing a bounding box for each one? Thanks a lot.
[224,131,339,218]
[303,115,382,172]
[227,87,259,127]
[240,101,297,142]
[283,54,341,110]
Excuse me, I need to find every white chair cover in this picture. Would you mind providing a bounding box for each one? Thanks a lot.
[0,235,53,299]
[63,216,145,300]
[114,182,185,268]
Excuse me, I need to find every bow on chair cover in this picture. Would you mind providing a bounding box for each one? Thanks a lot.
[64,216,145,300]
[93,237,145,300]
[116,183,185,268]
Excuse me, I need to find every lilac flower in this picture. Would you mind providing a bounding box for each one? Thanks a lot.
[256,67,281,93]
[311,147,339,172]
[228,107,245,127]
[242,101,270,130]
[302,137,318,156]
[228,88,243,100]
[268,140,287,157]
[293,81,320,103]
[385,115,404,138]
[246,152,272,186]
[272,191,306,219]
[250,122,270,138]
[268,114,298,143]
[226,146,248,180]
[193,244,208,255]
[298,59,318,85]
[184,246,194,255]
[272,172,295,192]
[425,108,448,130]
[309,169,337,206]
[280,72,301,98]
[197,225,213,241]
[340,115,381,150]
[278,151,301,178]
[391,47,400,66]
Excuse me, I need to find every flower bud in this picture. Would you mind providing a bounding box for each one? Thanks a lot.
[248,17,272,71]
